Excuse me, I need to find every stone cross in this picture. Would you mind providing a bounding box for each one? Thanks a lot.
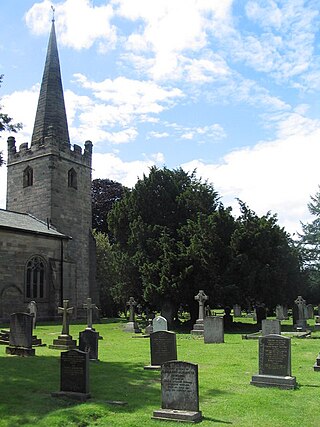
[127,297,137,322]
[295,295,306,320]
[58,299,74,336]
[195,290,208,321]
[83,297,97,329]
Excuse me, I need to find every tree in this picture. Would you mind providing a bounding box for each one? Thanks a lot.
[298,186,320,301]
[0,75,22,166]
[230,200,302,309]
[107,166,222,322]
[91,178,126,235]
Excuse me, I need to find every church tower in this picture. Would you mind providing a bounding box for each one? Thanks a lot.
[6,18,97,316]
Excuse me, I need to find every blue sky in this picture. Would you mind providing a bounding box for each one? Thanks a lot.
[1,0,320,236]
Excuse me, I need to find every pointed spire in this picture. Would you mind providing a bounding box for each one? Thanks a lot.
[31,18,70,146]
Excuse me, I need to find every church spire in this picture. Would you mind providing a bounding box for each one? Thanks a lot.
[31,17,70,146]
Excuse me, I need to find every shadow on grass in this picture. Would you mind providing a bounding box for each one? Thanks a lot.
[203,417,233,424]
[0,353,161,426]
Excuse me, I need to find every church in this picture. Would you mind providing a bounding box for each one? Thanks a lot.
[0,18,98,321]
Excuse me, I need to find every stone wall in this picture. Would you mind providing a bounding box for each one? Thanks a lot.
[0,228,65,321]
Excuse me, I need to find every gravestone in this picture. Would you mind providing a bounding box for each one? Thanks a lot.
[49,300,77,350]
[27,300,37,329]
[152,361,202,423]
[79,329,99,361]
[233,304,241,317]
[52,349,90,401]
[144,330,177,370]
[191,290,208,336]
[6,312,35,356]
[250,334,296,389]
[307,304,314,319]
[255,305,267,324]
[145,319,153,335]
[204,316,224,343]
[153,315,168,332]
[275,305,284,321]
[124,297,141,333]
[293,296,307,331]
[262,319,281,336]
[223,306,233,329]
[314,315,320,331]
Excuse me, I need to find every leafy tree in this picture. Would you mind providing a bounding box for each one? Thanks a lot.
[91,178,126,235]
[107,166,221,322]
[298,186,320,301]
[0,75,22,166]
[230,200,301,309]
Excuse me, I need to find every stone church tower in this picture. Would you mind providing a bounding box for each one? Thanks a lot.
[5,18,97,317]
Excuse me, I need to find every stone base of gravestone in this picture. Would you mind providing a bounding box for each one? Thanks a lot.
[250,374,296,389]
[124,321,141,333]
[191,320,204,336]
[6,346,35,356]
[152,409,202,423]
[49,334,77,350]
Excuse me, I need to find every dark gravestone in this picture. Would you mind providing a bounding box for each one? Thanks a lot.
[251,334,296,389]
[255,305,266,324]
[52,349,90,401]
[223,306,233,329]
[79,329,99,361]
[144,331,177,370]
[6,312,35,356]
[152,361,202,423]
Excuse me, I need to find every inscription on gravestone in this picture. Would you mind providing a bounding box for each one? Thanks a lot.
[61,349,89,394]
[260,335,290,376]
[152,361,202,423]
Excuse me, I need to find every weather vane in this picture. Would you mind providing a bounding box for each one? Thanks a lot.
[51,5,55,22]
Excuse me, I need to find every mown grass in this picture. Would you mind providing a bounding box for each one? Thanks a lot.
[0,316,320,427]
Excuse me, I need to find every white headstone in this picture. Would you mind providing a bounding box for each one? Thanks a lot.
[262,319,281,336]
[153,316,168,332]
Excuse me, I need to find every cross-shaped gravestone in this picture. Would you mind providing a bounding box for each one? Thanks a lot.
[195,290,208,321]
[127,297,137,322]
[58,300,74,336]
[295,295,306,320]
[83,297,97,329]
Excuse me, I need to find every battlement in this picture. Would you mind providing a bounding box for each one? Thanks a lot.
[7,136,93,167]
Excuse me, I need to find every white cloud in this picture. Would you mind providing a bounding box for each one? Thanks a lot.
[115,0,233,79]
[92,151,164,187]
[182,123,320,236]
[26,0,117,51]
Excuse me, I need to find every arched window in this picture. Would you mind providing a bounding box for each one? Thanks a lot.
[23,166,33,187]
[68,168,77,189]
[25,256,46,299]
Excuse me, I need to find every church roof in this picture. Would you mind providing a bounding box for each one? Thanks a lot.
[31,19,70,146]
[0,209,70,239]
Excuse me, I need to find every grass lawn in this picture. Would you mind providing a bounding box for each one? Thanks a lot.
[0,316,320,427]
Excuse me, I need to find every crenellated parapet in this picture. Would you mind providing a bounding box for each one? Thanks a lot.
[7,136,92,168]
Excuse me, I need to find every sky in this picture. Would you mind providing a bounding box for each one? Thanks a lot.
[1,0,320,237]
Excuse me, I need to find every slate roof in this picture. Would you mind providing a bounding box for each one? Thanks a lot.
[0,209,70,239]
[31,19,70,146]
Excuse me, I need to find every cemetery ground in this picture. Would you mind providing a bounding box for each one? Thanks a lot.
[0,317,320,427]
